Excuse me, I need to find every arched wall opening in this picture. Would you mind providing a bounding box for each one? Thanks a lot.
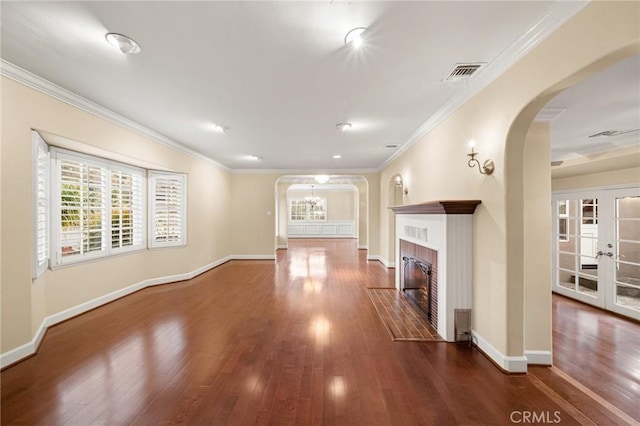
[505,42,640,362]
[274,175,370,250]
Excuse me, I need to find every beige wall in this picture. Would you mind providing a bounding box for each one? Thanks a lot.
[378,1,639,358]
[523,122,552,355]
[553,167,640,192]
[230,173,280,255]
[1,77,233,353]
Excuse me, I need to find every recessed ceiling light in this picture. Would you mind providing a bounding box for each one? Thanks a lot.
[344,27,367,49]
[333,154,342,159]
[210,123,228,133]
[105,33,141,54]
[315,175,330,184]
[336,122,352,132]
[385,144,399,149]
[248,155,263,161]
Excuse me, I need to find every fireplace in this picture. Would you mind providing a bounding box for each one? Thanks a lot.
[391,200,480,341]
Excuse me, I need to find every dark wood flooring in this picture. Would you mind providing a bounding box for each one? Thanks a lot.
[2,239,638,424]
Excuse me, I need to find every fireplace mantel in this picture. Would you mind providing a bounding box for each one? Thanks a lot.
[390,200,481,215]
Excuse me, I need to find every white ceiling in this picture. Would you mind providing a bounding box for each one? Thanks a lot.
[4,1,630,172]
[544,53,640,162]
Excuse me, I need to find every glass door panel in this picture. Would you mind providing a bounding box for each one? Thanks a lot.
[554,188,640,320]
[614,196,640,311]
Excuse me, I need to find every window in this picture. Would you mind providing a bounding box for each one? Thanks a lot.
[558,200,569,242]
[34,140,188,272]
[149,171,187,248]
[51,148,145,266]
[289,199,326,222]
[33,132,50,278]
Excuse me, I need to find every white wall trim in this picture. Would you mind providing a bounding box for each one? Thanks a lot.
[379,0,588,171]
[231,254,276,260]
[0,254,280,369]
[472,331,528,373]
[358,245,368,250]
[366,255,395,269]
[0,59,228,171]
[277,245,288,250]
[524,350,553,365]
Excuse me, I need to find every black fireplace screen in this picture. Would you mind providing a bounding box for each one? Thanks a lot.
[402,256,432,320]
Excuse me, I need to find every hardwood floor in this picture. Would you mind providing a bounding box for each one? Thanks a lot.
[528,294,640,424]
[1,239,637,425]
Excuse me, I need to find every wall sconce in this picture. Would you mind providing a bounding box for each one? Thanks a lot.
[467,139,495,175]
[391,173,409,195]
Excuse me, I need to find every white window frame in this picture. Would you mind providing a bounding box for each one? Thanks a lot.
[32,131,50,278]
[288,198,327,222]
[50,148,146,267]
[148,171,187,248]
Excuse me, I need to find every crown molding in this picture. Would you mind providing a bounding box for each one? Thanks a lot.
[378,0,590,171]
[230,167,379,175]
[0,59,229,171]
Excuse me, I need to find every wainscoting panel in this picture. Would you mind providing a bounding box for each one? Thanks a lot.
[288,221,355,238]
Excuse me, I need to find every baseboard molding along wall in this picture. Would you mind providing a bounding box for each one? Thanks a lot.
[472,331,528,373]
[366,255,395,269]
[524,350,553,365]
[0,254,274,369]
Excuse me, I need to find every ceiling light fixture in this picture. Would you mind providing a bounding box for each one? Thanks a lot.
[248,155,263,161]
[210,123,228,133]
[336,122,352,132]
[315,175,330,184]
[333,154,342,159]
[105,33,141,54]
[344,27,367,49]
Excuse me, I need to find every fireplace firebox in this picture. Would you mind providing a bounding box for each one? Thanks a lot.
[402,256,433,321]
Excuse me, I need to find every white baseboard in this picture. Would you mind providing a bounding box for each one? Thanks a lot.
[366,255,395,269]
[472,331,528,373]
[0,254,278,369]
[358,245,368,250]
[525,350,553,365]
[231,254,276,260]
[276,245,288,250]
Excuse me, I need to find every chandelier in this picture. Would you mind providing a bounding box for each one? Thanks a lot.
[304,185,320,206]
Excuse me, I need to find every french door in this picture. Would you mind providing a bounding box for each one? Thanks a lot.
[552,186,640,320]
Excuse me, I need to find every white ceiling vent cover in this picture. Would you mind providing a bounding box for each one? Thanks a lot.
[443,63,486,81]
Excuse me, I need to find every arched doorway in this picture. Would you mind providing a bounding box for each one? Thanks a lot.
[505,43,640,364]
[274,175,370,251]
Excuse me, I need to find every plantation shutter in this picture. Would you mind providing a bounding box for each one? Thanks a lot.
[149,171,187,248]
[57,155,108,262]
[33,132,50,278]
[111,169,145,250]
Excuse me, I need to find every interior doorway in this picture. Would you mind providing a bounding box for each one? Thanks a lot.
[552,186,640,320]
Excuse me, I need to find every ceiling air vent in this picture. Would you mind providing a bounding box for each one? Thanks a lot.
[385,144,399,149]
[443,63,486,81]
[589,129,639,138]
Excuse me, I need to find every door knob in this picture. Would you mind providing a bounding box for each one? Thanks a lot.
[597,250,614,258]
